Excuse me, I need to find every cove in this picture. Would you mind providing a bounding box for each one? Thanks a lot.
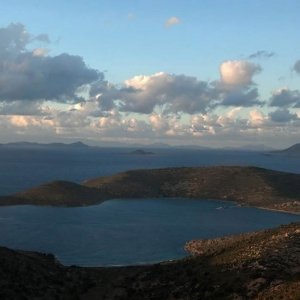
[0,198,299,267]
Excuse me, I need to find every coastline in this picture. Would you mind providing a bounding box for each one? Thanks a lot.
[254,205,300,215]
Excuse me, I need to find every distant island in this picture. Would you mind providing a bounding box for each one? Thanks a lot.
[1,166,300,213]
[129,149,154,155]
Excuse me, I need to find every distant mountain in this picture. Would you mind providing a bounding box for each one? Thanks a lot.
[272,143,300,156]
[223,144,275,151]
[145,142,171,149]
[173,144,210,150]
[0,141,90,149]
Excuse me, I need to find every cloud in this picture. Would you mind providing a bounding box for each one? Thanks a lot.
[93,72,217,114]
[219,60,261,87]
[294,60,300,74]
[0,23,101,103]
[269,88,300,107]
[0,101,47,115]
[9,115,55,129]
[215,60,263,107]
[248,109,266,126]
[269,108,298,123]
[32,48,49,57]
[123,72,218,114]
[89,69,264,116]
[165,17,181,27]
[220,88,263,107]
[248,50,274,59]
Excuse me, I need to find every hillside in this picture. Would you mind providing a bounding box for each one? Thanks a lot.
[272,143,300,156]
[4,181,105,206]
[1,166,300,212]
[84,166,300,211]
[1,222,300,299]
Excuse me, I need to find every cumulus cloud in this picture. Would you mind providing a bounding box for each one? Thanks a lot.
[269,88,300,107]
[0,101,47,115]
[32,48,49,57]
[219,60,261,87]
[165,17,181,27]
[216,60,263,107]
[93,72,217,114]
[249,109,266,126]
[220,88,263,107]
[248,50,274,59]
[8,115,55,132]
[89,68,264,116]
[0,23,101,103]
[269,108,298,123]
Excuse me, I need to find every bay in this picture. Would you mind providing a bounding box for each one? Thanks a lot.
[0,198,299,266]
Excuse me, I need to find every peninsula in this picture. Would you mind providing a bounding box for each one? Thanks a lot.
[1,166,300,213]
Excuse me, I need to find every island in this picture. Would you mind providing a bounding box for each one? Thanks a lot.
[1,166,300,213]
[129,149,154,155]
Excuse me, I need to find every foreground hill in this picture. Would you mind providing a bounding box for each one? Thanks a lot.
[1,166,300,212]
[1,222,300,299]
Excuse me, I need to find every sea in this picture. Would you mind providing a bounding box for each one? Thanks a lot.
[0,146,299,266]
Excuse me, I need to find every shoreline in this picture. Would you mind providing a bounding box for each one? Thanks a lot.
[254,205,300,215]
[1,196,300,216]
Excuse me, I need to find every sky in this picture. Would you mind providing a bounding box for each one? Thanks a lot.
[0,0,300,148]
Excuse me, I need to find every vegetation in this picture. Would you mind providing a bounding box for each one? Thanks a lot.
[1,166,300,212]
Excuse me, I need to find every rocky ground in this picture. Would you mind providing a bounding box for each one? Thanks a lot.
[1,222,300,299]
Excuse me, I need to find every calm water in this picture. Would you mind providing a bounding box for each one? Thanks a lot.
[0,198,299,266]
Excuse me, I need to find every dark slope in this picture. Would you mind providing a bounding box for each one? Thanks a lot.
[84,166,300,211]
[1,166,300,211]
[12,181,105,206]
[1,222,300,299]
[272,143,300,156]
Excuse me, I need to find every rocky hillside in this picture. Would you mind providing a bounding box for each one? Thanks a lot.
[1,222,300,299]
[84,166,300,211]
[1,166,300,212]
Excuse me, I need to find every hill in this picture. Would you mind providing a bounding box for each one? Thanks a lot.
[1,166,300,212]
[272,143,300,156]
[1,222,300,299]
[84,166,300,212]
[0,181,105,206]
